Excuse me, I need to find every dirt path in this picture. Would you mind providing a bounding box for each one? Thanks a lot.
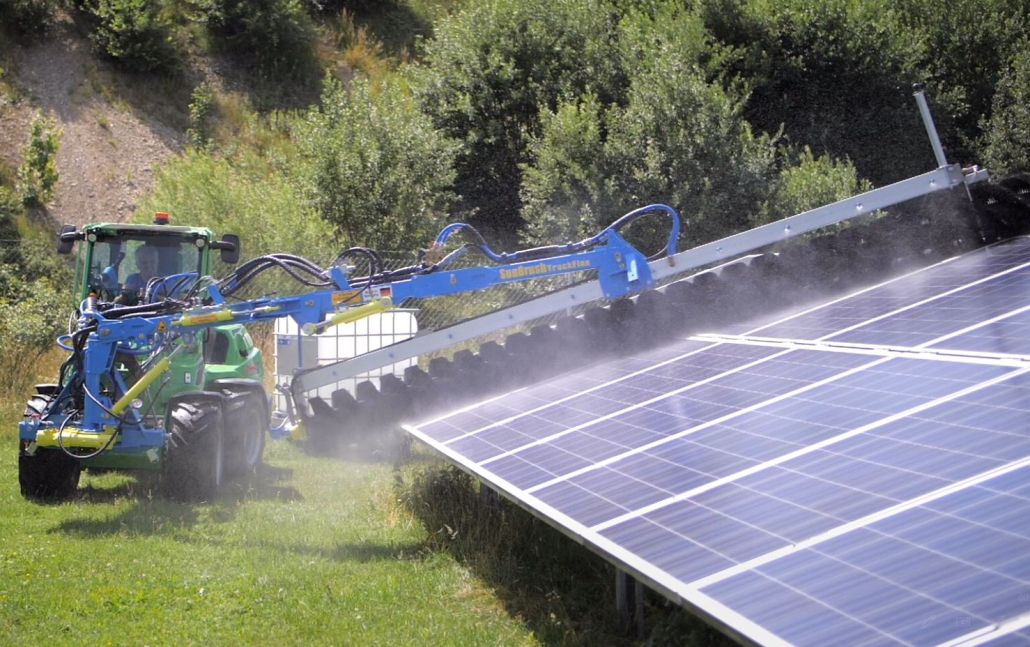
[0,17,183,229]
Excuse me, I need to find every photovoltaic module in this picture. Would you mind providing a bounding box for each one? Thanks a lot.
[405,236,1030,647]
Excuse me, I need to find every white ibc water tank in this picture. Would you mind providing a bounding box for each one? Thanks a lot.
[273,311,418,410]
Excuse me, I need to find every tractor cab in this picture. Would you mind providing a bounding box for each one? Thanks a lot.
[57,214,240,306]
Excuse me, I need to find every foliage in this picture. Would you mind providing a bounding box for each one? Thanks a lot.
[186,82,217,150]
[521,5,777,253]
[0,276,66,392]
[0,187,72,393]
[311,0,402,14]
[755,147,872,225]
[17,110,62,207]
[195,0,320,99]
[698,0,929,186]
[983,40,1030,176]
[136,150,337,263]
[83,0,178,73]
[291,74,458,251]
[896,0,1029,163]
[0,0,56,40]
[410,0,624,243]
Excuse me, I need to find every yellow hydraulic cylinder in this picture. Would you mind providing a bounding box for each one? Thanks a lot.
[37,357,174,449]
[302,297,393,336]
[178,308,233,327]
[112,356,172,415]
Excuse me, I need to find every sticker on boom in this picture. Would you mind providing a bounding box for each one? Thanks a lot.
[332,290,363,306]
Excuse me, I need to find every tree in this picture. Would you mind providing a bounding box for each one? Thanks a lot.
[756,147,872,226]
[292,75,458,252]
[698,0,930,186]
[18,110,61,207]
[983,40,1030,176]
[897,0,1029,165]
[410,0,624,244]
[521,4,778,253]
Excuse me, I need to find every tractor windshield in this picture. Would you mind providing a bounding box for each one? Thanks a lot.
[87,235,204,303]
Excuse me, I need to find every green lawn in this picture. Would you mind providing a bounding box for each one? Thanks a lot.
[0,433,536,646]
[0,381,721,647]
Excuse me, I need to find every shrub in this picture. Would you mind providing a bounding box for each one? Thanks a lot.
[699,0,928,186]
[199,0,319,91]
[84,0,178,73]
[756,147,873,225]
[310,0,401,14]
[292,74,458,252]
[897,0,1028,165]
[410,0,624,243]
[0,0,55,40]
[17,111,62,207]
[983,40,1030,176]
[521,4,778,253]
[136,150,338,263]
[0,278,67,393]
[186,82,217,150]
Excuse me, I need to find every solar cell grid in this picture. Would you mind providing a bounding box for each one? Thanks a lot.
[704,465,1030,646]
[404,236,1030,647]
[753,237,1030,344]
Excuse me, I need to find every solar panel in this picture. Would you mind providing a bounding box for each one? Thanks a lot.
[405,237,1030,646]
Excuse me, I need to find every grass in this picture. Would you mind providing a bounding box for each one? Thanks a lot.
[0,345,719,646]
[1,346,526,645]
[0,431,533,645]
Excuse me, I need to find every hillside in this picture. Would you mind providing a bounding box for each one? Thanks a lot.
[0,15,184,230]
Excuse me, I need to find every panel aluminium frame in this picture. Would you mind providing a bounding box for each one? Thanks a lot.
[403,238,1030,646]
[291,162,983,400]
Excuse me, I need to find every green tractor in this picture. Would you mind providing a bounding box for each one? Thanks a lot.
[20,213,269,500]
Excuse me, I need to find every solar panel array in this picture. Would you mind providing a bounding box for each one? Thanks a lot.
[405,236,1030,646]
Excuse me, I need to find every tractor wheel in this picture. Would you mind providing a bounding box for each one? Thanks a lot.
[19,447,81,502]
[219,386,267,478]
[163,396,224,501]
[19,395,81,501]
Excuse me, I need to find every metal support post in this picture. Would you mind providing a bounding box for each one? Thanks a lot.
[615,568,646,637]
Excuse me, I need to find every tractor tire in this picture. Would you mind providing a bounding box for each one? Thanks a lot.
[19,448,81,502]
[19,395,81,502]
[163,396,224,501]
[218,386,268,478]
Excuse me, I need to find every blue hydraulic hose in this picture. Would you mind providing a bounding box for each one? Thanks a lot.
[592,204,680,257]
[433,204,681,262]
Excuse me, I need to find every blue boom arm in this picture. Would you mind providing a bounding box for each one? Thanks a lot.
[21,205,681,453]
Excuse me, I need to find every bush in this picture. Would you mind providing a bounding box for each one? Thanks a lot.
[84,0,178,73]
[411,0,624,243]
[136,150,338,263]
[699,0,929,186]
[186,82,217,150]
[0,0,56,40]
[199,0,319,91]
[897,0,1028,164]
[755,147,873,225]
[292,74,458,252]
[17,111,62,207]
[521,4,778,253]
[310,0,401,14]
[983,40,1030,176]
[0,278,67,393]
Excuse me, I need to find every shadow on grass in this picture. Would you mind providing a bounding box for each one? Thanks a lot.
[399,464,735,647]
[51,462,303,538]
[193,537,426,564]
